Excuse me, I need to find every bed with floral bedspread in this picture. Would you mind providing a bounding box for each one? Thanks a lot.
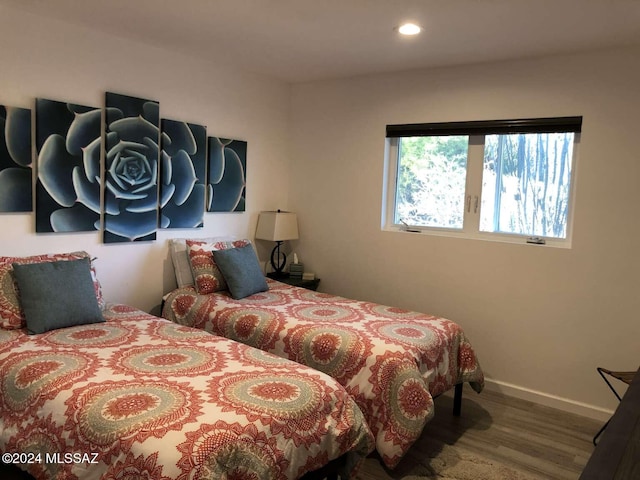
[162,279,484,469]
[0,304,373,480]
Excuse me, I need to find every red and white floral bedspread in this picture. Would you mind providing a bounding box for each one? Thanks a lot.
[163,279,484,469]
[0,304,373,480]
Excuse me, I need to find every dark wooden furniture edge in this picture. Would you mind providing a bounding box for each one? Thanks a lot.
[267,271,320,290]
[579,366,640,479]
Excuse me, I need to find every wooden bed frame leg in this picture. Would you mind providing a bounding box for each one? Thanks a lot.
[453,383,463,416]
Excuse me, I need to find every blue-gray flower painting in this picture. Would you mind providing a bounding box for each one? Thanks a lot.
[207,137,246,212]
[160,120,206,228]
[104,92,160,243]
[0,105,32,212]
[35,99,101,232]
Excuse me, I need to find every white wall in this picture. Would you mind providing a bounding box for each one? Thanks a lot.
[0,6,292,312]
[289,47,640,417]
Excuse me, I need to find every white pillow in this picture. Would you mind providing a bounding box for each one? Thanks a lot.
[169,237,234,288]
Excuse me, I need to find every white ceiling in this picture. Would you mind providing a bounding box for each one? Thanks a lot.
[3,0,640,83]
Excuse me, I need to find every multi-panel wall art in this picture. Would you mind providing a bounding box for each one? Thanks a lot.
[0,105,32,213]
[207,137,247,212]
[0,91,247,243]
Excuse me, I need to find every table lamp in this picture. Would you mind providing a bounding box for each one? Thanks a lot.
[255,210,299,277]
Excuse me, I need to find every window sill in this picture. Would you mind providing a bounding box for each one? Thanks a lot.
[383,226,571,249]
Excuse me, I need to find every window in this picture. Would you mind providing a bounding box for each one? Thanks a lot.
[383,117,581,246]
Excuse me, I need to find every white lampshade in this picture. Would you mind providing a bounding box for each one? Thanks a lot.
[255,211,299,241]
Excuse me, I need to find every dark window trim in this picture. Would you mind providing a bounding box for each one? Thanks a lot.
[386,116,582,138]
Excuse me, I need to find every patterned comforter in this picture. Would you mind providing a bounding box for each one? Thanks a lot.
[0,304,374,480]
[163,279,484,468]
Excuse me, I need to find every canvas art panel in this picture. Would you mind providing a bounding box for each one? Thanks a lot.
[0,105,32,213]
[103,92,160,243]
[207,137,246,212]
[35,98,102,232]
[160,120,207,228]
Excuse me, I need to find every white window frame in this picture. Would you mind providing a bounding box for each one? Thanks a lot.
[382,117,581,248]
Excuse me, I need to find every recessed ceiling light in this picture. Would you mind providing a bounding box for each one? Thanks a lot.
[397,23,421,36]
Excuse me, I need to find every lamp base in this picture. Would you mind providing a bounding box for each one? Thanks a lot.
[270,241,287,276]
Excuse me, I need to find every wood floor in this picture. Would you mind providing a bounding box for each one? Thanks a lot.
[358,387,602,479]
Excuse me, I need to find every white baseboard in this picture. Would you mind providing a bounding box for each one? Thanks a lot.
[477,378,614,422]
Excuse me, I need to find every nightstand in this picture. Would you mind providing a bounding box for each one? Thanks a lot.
[267,272,320,291]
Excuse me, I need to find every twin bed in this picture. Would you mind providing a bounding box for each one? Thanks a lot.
[1,240,484,479]
[0,252,372,480]
[162,238,484,469]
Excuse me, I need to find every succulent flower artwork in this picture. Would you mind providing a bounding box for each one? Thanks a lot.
[0,105,32,212]
[3,91,249,238]
[104,92,160,243]
[160,120,206,228]
[207,137,246,212]
[35,99,101,232]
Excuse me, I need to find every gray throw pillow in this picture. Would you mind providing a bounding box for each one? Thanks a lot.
[212,244,268,299]
[12,257,105,334]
